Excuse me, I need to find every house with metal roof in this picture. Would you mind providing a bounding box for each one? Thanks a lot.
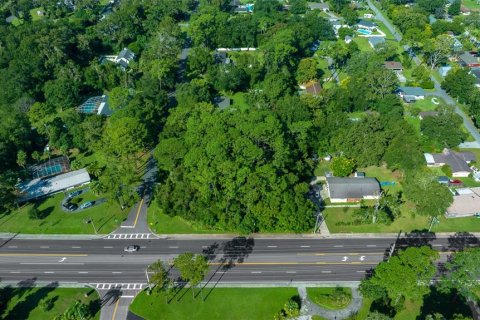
[424,148,476,177]
[397,86,426,102]
[326,177,381,203]
[17,168,91,202]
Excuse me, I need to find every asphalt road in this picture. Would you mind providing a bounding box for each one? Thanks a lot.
[0,236,473,285]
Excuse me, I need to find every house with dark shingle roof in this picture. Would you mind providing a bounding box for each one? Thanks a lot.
[326,177,381,203]
[424,148,476,177]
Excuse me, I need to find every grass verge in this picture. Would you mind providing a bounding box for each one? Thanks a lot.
[130,287,298,320]
[0,188,128,234]
[1,287,100,320]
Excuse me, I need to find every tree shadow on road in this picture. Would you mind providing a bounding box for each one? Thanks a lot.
[447,232,479,252]
[101,288,122,307]
[202,237,255,301]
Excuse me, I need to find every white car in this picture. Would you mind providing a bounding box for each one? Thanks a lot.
[124,245,139,253]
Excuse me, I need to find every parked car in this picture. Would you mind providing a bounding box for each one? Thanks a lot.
[124,245,139,252]
[80,201,94,209]
[65,202,78,211]
[68,190,83,199]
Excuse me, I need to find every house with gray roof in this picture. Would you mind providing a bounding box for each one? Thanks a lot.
[102,48,135,71]
[326,177,381,203]
[397,86,425,102]
[458,52,480,67]
[308,2,330,11]
[368,37,385,49]
[357,20,377,30]
[424,148,476,177]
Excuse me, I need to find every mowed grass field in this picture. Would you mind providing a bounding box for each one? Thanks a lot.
[1,287,100,320]
[0,188,129,234]
[130,288,298,320]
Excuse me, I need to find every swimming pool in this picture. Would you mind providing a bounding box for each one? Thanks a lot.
[357,29,372,35]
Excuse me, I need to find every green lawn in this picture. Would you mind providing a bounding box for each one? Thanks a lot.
[463,0,480,9]
[130,288,298,320]
[0,188,128,234]
[147,202,214,234]
[29,7,45,21]
[353,37,373,51]
[226,91,249,111]
[324,206,480,233]
[1,287,100,320]
[307,287,352,310]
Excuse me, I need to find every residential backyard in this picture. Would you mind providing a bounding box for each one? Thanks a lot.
[130,288,298,320]
[0,188,128,234]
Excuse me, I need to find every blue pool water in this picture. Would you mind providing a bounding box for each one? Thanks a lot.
[357,29,372,35]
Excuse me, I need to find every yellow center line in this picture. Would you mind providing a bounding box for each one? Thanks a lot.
[111,298,120,320]
[208,261,376,266]
[133,198,144,228]
[0,253,88,257]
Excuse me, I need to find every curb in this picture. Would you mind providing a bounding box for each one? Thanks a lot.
[0,233,106,240]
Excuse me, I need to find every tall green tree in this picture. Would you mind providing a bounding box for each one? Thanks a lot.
[174,253,209,299]
[360,246,439,307]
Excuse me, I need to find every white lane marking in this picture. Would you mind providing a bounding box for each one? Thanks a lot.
[121,296,135,298]
[10,271,20,274]
[20,263,85,265]
[169,246,179,249]
[321,271,332,273]
[300,245,311,248]
[286,271,297,274]
[72,246,81,249]
[432,244,442,247]
[356,270,365,273]
[201,246,209,249]
[342,256,349,262]
[40,246,50,249]
[251,271,262,274]
[78,271,89,274]
[44,271,54,274]
[7,246,17,248]
[268,246,278,248]
[112,272,122,274]
[334,245,344,248]
[366,245,377,247]
[58,257,67,262]
[104,246,113,249]
[360,256,366,261]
